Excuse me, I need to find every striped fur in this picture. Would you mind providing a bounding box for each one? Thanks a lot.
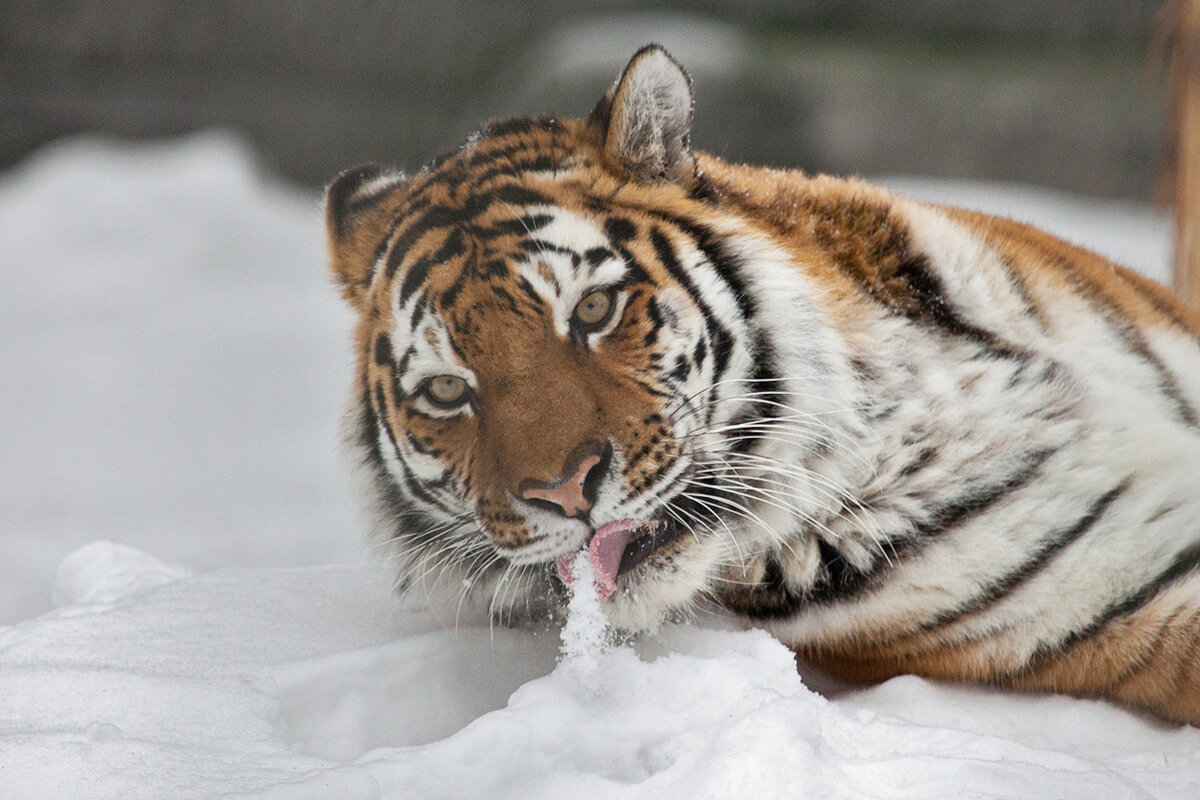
[326,46,1200,725]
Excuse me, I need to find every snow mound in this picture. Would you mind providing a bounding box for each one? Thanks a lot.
[52,540,192,607]
[0,132,360,624]
[2,542,1197,799]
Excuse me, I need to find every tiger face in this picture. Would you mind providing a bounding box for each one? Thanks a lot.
[325,48,819,628]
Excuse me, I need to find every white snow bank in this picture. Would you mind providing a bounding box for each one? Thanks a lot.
[1,542,1197,799]
[0,133,361,624]
[52,540,193,607]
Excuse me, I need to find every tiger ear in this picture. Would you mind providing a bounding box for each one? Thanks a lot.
[324,164,407,309]
[591,44,695,186]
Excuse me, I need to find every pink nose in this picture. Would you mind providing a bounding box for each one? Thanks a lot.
[518,447,607,518]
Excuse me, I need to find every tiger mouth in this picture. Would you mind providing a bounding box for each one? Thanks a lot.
[555,516,685,598]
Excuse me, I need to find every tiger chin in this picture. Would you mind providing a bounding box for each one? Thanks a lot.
[325,45,1200,726]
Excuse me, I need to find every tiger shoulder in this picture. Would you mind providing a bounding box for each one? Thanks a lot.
[324,45,1200,725]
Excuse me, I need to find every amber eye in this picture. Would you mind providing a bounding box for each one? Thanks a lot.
[573,288,616,331]
[424,375,469,408]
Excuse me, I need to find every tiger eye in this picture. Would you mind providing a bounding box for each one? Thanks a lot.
[574,289,614,329]
[426,375,468,407]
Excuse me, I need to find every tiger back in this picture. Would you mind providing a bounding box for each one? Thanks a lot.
[325,46,1200,725]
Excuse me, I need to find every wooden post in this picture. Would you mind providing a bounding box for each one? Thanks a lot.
[1172,0,1200,309]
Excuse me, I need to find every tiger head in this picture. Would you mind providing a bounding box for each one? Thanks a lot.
[325,46,831,629]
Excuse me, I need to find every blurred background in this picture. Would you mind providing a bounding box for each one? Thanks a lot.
[0,1,1175,624]
[1,0,1170,198]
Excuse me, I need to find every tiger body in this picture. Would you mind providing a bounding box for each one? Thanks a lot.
[326,47,1200,724]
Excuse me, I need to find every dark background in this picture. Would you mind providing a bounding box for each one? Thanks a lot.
[0,1,1171,199]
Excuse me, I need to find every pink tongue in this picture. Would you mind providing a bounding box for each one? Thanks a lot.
[556,519,641,599]
[589,519,640,596]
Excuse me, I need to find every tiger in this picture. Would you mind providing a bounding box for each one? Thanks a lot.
[325,45,1200,726]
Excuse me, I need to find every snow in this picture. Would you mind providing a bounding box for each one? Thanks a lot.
[4,542,1197,799]
[0,132,361,624]
[558,550,612,681]
[1,134,1197,797]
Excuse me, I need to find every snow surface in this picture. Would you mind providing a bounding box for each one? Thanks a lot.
[0,133,361,624]
[1,134,1197,797]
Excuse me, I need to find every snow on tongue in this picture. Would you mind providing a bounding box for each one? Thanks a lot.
[558,550,609,679]
[556,519,639,599]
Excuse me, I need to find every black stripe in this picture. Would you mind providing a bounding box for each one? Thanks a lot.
[896,446,938,479]
[356,390,441,541]
[406,431,433,456]
[1111,317,1200,432]
[1013,238,1200,433]
[372,384,401,460]
[1051,536,1200,655]
[477,214,554,239]
[791,198,1029,361]
[894,252,1028,357]
[648,227,736,384]
[439,276,465,308]
[643,213,784,448]
[517,239,579,262]
[482,259,508,279]
[622,257,651,285]
[920,478,1131,632]
[730,447,1056,620]
[383,205,469,282]
[477,117,538,138]
[1115,269,1200,342]
[373,384,417,482]
[372,383,459,516]
[489,185,551,207]
[669,354,690,382]
[584,247,614,272]
[1146,502,1180,525]
[463,141,529,168]
[409,295,428,330]
[896,446,1056,558]
[368,195,431,281]
[734,331,783,454]
[644,296,664,347]
[996,253,1050,333]
[471,155,559,187]
[398,228,465,307]
[381,185,549,284]
[491,285,522,315]
[396,345,415,377]
[398,256,436,309]
[373,333,393,366]
[517,276,546,309]
[625,374,675,399]
[657,216,758,323]
[604,217,636,244]
[326,164,387,238]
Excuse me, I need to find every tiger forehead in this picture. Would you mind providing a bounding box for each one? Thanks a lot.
[387,200,624,307]
[399,116,591,210]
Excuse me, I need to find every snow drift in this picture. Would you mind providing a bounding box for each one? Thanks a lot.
[4,541,1198,799]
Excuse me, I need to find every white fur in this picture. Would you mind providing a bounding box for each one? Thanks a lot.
[752,202,1200,654]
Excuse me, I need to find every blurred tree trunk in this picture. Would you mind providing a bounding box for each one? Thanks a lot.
[1172,0,1200,308]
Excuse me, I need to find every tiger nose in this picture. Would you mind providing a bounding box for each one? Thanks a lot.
[518,442,611,518]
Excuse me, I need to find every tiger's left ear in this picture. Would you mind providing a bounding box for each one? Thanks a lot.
[324,164,407,310]
[591,45,695,186]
